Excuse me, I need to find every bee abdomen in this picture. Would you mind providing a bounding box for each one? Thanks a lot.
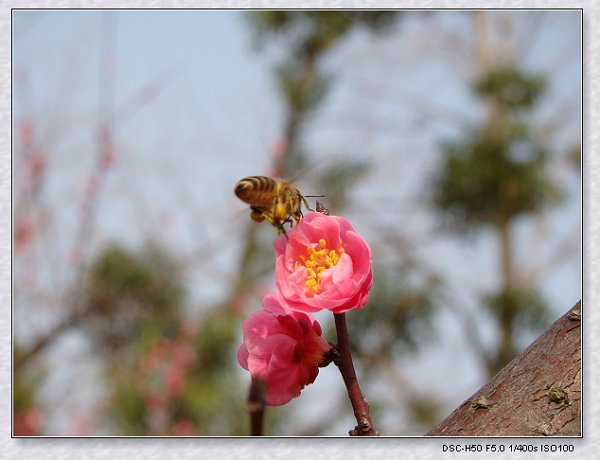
[234,176,278,205]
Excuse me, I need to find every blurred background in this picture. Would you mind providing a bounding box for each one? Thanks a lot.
[12,10,581,436]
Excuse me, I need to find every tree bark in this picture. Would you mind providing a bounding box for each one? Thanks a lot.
[425,300,581,436]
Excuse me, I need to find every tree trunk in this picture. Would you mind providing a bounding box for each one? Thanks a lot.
[425,300,581,436]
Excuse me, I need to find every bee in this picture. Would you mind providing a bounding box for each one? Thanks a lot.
[234,176,317,238]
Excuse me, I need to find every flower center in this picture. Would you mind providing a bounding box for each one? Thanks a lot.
[297,238,345,294]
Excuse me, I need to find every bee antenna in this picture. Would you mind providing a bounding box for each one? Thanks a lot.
[304,194,325,198]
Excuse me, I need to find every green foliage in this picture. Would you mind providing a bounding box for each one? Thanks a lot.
[180,364,248,436]
[431,65,563,233]
[347,262,441,357]
[101,305,249,435]
[276,63,330,117]
[247,11,398,56]
[109,385,148,436]
[13,377,36,413]
[474,66,546,111]
[482,287,551,376]
[13,352,46,435]
[83,244,245,435]
[567,144,581,173]
[13,343,46,412]
[430,61,567,380]
[483,288,550,335]
[233,225,277,295]
[405,394,444,430]
[432,128,562,231]
[84,244,184,351]
[193,308,238,372]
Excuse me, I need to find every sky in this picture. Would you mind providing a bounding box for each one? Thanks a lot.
[12,9,582,436]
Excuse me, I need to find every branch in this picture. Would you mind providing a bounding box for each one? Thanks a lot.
[247,378,266,436]
[14,301,94,372]
[425,300,581,436]
[334,312,377,436]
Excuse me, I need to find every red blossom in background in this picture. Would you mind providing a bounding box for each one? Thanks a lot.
[100,147,117,170]
[69,408,91,436]
[138,337,197,410]
[265,137,289,177]
[173,418,195,436]
[13,408,45,436]
[274,212,373,314]
[237,294,331,406]
[19,120,35,145]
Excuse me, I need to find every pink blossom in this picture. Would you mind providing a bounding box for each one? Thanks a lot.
[147,395,167,411]
[172,341,196,368]
[274,212,373,314]
[13,408,45,436]
[100,148,117,170]
[138,337,196,406]
[14,218,33,253]
[67,246,82,265]
[69,409,90,436]
[173,418,195,436]
[165,364,186,397]
[19,121,35,146]
[237,294,331,406]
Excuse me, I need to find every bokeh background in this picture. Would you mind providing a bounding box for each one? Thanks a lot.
[13,10,581,436]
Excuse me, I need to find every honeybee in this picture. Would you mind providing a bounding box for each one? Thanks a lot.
[234,176,316,238]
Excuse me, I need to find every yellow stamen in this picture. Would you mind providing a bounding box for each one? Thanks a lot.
[295,239,345,295]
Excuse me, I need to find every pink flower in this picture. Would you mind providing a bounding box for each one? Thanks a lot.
[173,418,195,436]
[237,294,332,406]
[274,212,373,314]
[13,408,45,436]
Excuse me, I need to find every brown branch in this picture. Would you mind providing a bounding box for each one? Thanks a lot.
[334,312,377,436]
[425,300,581,436]
[247,378,266,436]
[14,301,95,372]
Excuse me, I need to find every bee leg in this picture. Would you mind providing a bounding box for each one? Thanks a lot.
[300,194,314,212]
[272,218,289,241]
[275,219,288,236]
[251,206,289,240]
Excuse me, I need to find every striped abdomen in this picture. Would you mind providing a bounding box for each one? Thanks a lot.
[234,176,280,209]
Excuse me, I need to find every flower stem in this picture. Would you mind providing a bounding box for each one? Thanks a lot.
[333,312,377,436]
[247,378,266,436]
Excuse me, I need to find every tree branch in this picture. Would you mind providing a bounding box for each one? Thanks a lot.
[425,300,581,436]
[334,312,377,436]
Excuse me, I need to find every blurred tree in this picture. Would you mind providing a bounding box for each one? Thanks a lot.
[83,244,183,435]
[13,344,46,436]
[246,10,399,178]
[83,244,249,435]
[430,11,569,377]
[83,244,184,353]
